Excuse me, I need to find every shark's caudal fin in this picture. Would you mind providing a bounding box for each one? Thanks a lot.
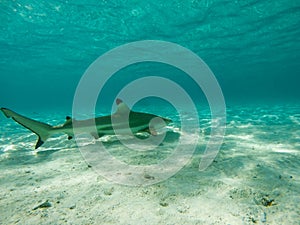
[1,108,53,149]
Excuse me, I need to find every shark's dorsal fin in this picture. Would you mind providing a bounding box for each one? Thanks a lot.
[115,98,131,115]
[64,116,72,125]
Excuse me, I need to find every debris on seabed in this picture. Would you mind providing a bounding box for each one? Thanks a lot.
[33,200,52,210]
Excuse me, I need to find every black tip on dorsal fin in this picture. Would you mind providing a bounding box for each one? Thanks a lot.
[68,136,73,140]
[116,98,123,105]
[66,116,71,121]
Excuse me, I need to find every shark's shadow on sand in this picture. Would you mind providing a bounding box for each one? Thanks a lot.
[0,130,181,166]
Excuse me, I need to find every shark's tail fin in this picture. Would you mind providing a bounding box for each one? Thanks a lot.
[1,108,53,149]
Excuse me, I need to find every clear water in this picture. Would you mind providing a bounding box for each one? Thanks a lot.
[0,0,299,109]
[0,0,300,224]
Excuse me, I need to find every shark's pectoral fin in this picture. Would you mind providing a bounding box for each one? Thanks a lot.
[90,132,105,139]
[91,132,99,139]
[139,127,158,136]
[139,127,150,134]
[149,126,158,136]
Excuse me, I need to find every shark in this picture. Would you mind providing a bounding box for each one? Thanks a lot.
[0,99,172,149]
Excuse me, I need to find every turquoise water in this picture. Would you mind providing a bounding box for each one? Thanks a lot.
[0,1,300,224]
[0,0,299,110]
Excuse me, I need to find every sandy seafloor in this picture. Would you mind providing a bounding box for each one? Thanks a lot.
[0,104,299,225]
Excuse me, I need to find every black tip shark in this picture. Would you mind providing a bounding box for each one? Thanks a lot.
[1,99,172,149]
